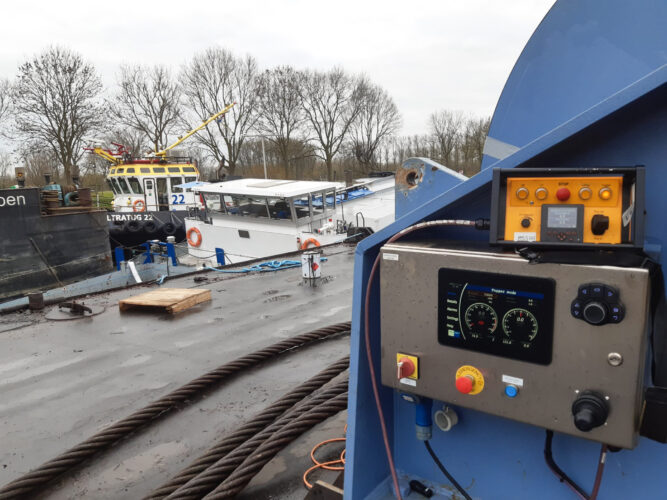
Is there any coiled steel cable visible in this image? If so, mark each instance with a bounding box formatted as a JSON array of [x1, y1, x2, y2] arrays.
[[146, 358, 349, 499], [164, 379, 349, 499], [0, 322, 351, 500], [203, 392, 349, 499]]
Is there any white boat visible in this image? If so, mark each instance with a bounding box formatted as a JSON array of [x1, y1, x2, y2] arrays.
[[184, 176, 395, 264]]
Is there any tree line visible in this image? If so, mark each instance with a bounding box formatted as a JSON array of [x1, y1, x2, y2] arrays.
[[0, 46, 489, 187]]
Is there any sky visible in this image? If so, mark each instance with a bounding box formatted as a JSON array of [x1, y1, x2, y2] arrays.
[[0, 0, 556, 137]]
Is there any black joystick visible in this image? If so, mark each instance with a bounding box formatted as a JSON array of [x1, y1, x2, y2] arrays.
[[572, 391, 609, 432]]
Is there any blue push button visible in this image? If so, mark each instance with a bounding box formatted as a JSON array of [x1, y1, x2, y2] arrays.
[[504, 385, 519, 398]]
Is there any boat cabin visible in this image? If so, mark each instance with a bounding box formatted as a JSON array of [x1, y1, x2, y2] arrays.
[[106, 161, 200, 213], [185, 177, 395, 264]]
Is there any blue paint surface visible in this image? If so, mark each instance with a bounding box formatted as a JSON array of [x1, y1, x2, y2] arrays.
[[346, 1, 667, 497]]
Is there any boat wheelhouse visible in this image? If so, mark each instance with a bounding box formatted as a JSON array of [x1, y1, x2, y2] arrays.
[[106, 159, 201, 213], [185, 177, 395, 264]]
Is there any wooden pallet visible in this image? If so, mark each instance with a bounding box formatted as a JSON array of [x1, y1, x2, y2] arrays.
[[119, 288, 211, 314]]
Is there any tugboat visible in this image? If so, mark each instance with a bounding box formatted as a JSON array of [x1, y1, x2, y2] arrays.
[[0, 170, 112, 302], [86, 103, 235, 249]]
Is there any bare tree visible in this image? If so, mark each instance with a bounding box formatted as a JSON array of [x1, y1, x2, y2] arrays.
[[299, 68, 361, 181], [12, 47, 102, 183], [350, 78, 401, 170], [429, 110, 463, 166], [459, 116, 491, 175], [110, 65, 182, 154], [180, 48, 259, 176], [0, 79, 10, 125], [256, 66, 306, 178]]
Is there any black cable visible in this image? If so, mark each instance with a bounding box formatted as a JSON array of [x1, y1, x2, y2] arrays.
[[423, 441, 472, 500], [544, 430, 589, 500]]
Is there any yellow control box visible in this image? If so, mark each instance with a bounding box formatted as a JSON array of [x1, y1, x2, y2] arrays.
[[490, 168, 643, 248]]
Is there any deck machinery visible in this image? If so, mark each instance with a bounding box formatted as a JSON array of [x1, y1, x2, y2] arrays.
[[346, 1, 667, 498]]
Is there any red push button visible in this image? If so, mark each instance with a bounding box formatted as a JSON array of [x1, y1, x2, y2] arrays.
[[456, 375, 474, 394], [556, 187, 571, 201], [397, 357, 415, 379]]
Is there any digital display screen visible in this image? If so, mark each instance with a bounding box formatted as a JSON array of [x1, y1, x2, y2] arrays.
[[438, 268, 555, 364], [547, 206, 578, 228]]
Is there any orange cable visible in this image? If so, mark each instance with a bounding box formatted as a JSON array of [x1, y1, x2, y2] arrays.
[[303, 431, 347, 489]]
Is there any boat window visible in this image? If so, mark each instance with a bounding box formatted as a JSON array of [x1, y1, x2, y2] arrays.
[[117, 168, 125, 173], [183, 176, 197, 192], [267, 197, 292, 220], [293, 195, 311, 219], [183, 167, 196, 172], [168, 167, 180, 173], [108, 178, 119, 194], [170, 177, 184, 193], [310, 191, 325, 217], [127, 177, 143, 194], [110, 168, 116, 175], [324, 189, 336, 209], [140, 167, 151, 174], [153, 167, 166, 173], [117, 177, 131, 194], [203, 192, 223, 212], [126, 167, 136, 173], [226, 195, 270, 218]]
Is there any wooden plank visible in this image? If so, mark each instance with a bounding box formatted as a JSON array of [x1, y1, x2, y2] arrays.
[[119, 288, 211, 313]]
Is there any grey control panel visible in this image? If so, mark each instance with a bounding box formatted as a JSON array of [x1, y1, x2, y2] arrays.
[[379, 242, 650, 449]]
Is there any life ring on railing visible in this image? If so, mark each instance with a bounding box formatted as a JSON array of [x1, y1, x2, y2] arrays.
[[133, 199, 146, 212], [301, 238, 321, 250], [187, 227, 202, 247]]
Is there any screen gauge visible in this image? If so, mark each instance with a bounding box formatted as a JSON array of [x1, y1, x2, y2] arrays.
[[464, 302, 498, 337], [503, 308, 538, 342]]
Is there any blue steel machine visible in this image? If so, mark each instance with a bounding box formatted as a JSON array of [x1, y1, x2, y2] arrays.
[[346, 1, 667, 498]]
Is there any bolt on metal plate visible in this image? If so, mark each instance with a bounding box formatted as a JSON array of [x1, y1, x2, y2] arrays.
[[608, 352, 623, 366]]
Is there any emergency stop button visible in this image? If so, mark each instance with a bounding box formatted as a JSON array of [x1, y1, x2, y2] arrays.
[[456, 375, 474, 394], [556, 187, 571, 201], [455, 365, 485, 395]]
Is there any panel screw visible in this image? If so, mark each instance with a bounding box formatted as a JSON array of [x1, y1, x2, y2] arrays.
[[608, 352, 623, 366]]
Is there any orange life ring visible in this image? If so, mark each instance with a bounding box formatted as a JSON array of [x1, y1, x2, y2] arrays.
[[133, 199, 146, 212], [301, 238, 321, 250], [187, 227, 202, 247]]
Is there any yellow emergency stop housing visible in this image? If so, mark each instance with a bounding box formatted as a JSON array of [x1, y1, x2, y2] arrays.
[[396, 353, 419, 380], [490, 167, 645, 249]]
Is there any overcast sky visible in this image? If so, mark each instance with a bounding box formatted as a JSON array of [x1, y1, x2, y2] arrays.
[[1, 0, 555, 137]]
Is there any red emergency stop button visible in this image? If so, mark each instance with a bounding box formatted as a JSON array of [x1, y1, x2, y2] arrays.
[[556, 187, 571, 201], [397, 357, 416, 380], [456, 375, 474, 394]]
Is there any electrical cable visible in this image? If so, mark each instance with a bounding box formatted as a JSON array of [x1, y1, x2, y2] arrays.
[[302, 427, 347, 490], [0, 322, 350, 500], [423, 441, 472, 500], [544, 430, 609, 500], [364, 219, 487, 500]]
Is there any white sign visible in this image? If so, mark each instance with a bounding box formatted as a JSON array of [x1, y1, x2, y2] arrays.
[[0, 194, 26, 208]]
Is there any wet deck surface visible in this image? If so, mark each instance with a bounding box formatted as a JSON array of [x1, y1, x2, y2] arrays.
[[0, 245, 354, 499]]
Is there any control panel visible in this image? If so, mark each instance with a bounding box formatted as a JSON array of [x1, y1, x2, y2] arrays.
[[490, 167, 644, 248], [380, 243, 650, 449]]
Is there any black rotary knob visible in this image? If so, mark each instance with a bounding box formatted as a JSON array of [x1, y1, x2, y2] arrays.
[[572, 391, 609, 432], [583, 301, 608, 325]]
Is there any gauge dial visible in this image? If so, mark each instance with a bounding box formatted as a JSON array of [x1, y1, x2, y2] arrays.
[[464, 302, 498, 337], [503, 308, 538, 342]]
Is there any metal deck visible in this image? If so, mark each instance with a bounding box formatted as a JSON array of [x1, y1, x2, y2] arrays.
[[0, 244, 355, 499]]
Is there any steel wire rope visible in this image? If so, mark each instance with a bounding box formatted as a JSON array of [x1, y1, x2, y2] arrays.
[[0, 322, 351, 499], [162, 379, 349, 500], [145, 358, 350, 499], [203, 392, 349, 499]]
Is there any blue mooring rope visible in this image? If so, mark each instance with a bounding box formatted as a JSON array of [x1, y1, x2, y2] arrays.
[[203, 257, 328, 274]]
